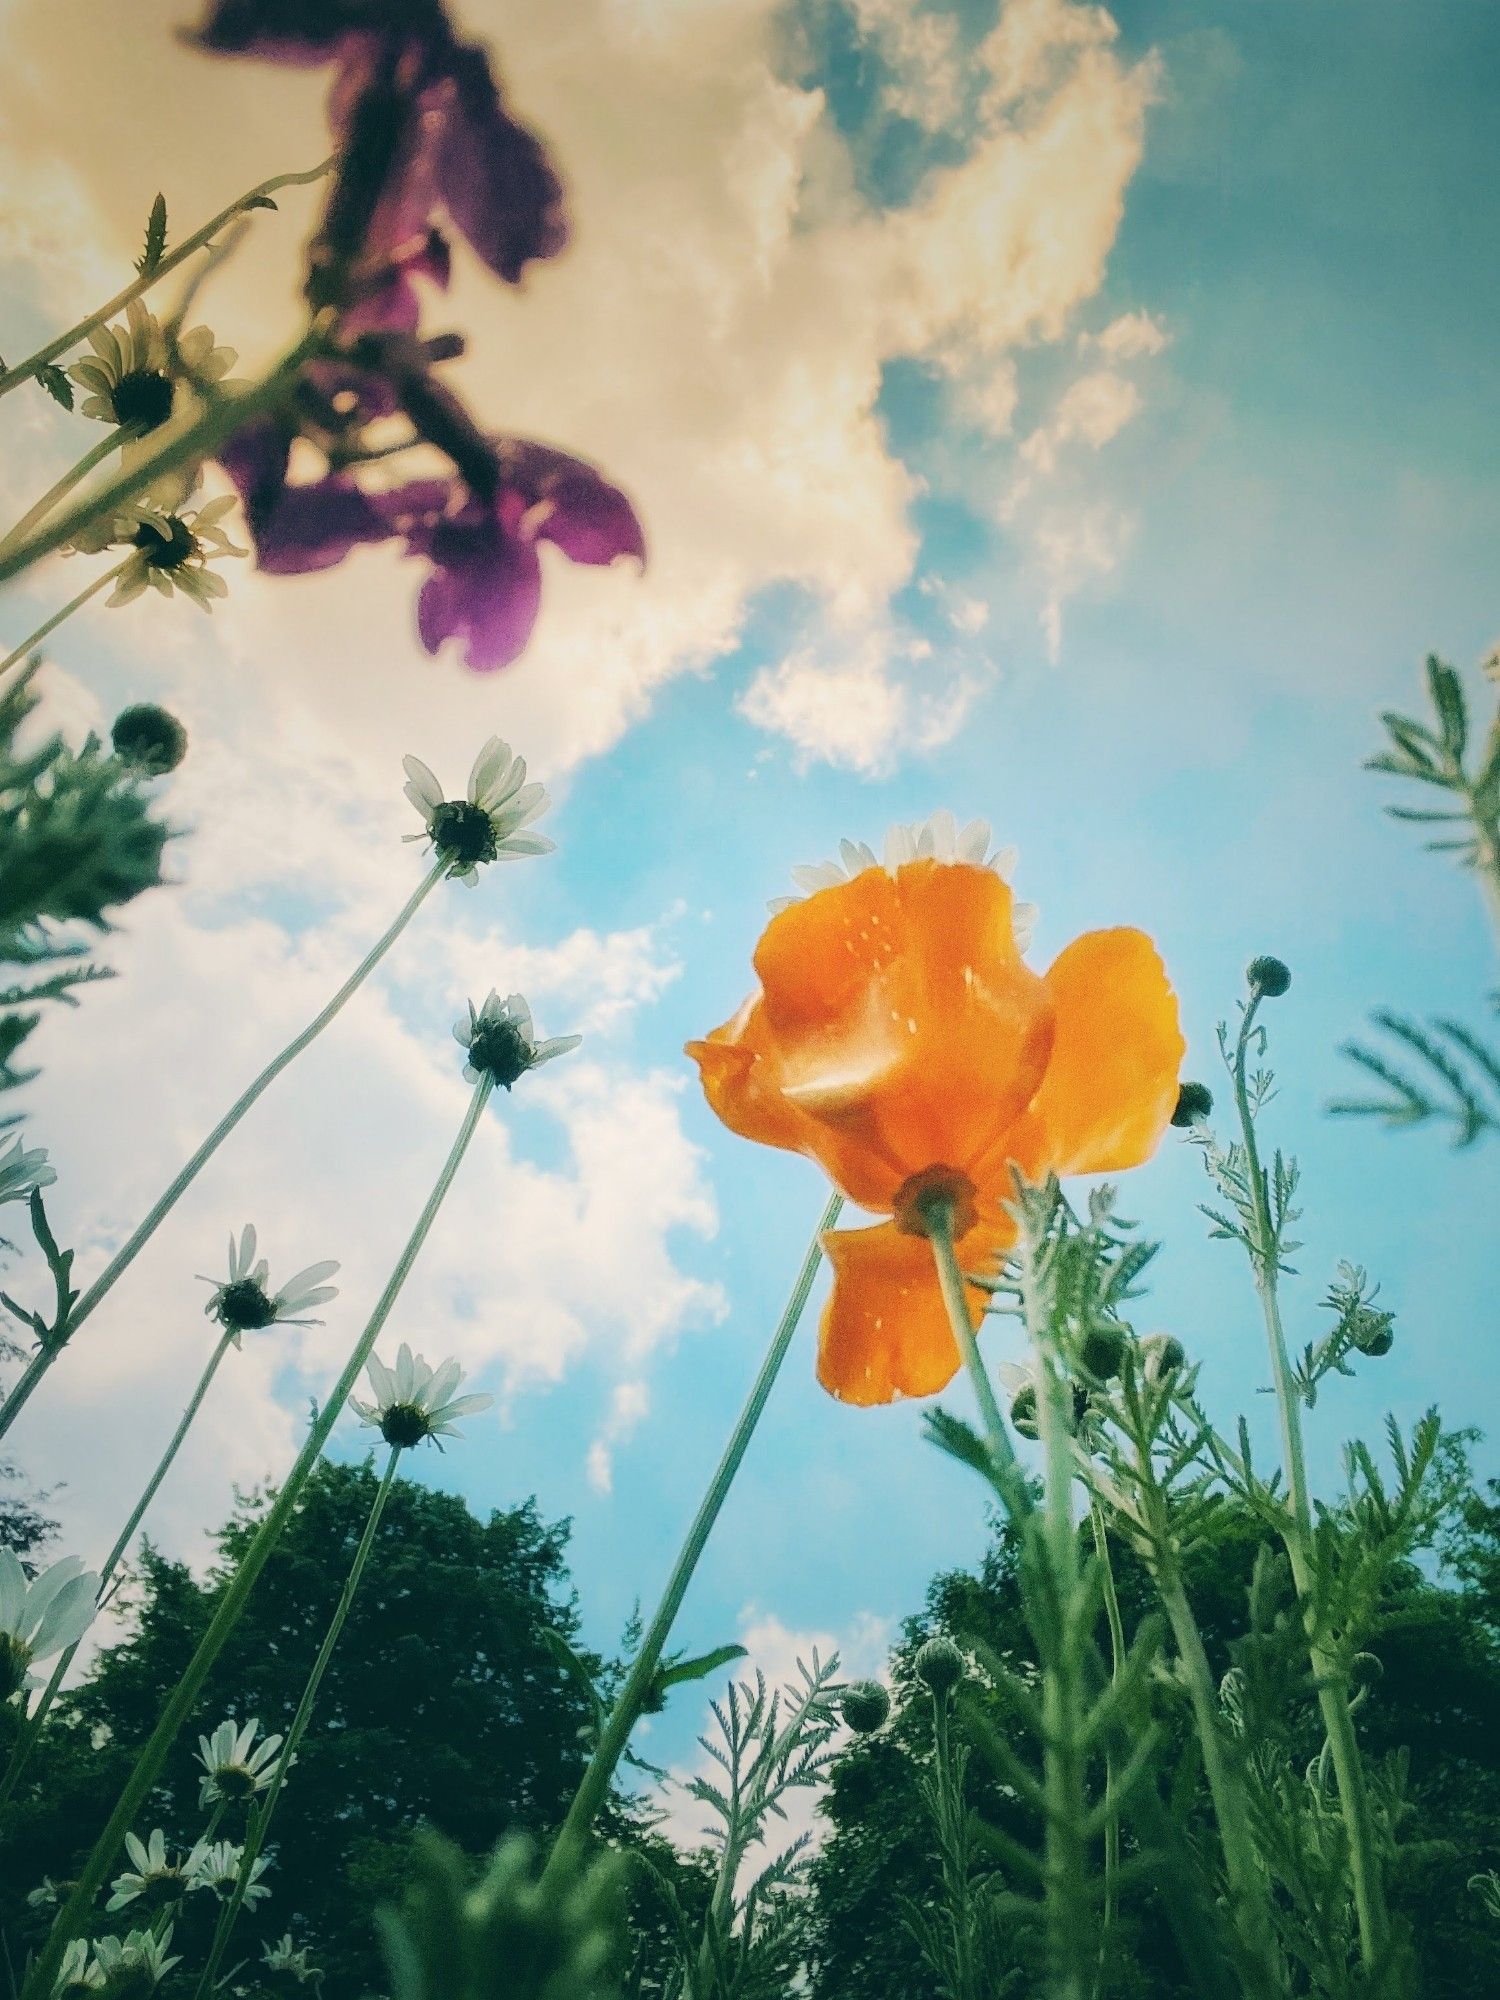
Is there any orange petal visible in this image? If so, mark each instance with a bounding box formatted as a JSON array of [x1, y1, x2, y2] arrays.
[[993, 927, 1185, 1181], [816, 1212, 1012, 1407]]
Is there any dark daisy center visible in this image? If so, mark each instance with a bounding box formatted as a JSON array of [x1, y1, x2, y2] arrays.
[[215, 1280, 278, 1333], [210, 1762, 259, 1800], [137, 1872, 186, 1913], [100, 1963, 157, 2000], [379, 1402, 431, 1449], [134, 517, 197, 571], [0, 1633, 30, 1702], [467, 1018, 533, 1090], [430, 799, 499, 868], [110, 368, 175, 432]]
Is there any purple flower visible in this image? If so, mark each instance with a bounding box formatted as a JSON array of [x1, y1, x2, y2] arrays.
[[186, 1, 567, 290]]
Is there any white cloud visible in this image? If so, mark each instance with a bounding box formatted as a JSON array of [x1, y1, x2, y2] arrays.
[[1032, 500, 1131, 660], [846, 0, 967, 133], [1083, 307, 1170, 360], [586, 1378, 650, 1495], [738, 625, 983, 774]]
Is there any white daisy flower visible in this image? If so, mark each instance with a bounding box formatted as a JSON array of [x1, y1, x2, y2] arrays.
[[189, 1839, 272, 1906], [106, 1829, 206, 1913], [352, 1344, 493, 1451], [86, 1927, 180, 1991], [453, 990, 581, 1090], [196, 1716, 285, 1808], [0, 1551, 99, 1700], [261, 1934, 320, 1984], [402, 737, 554, 884], [53, 1937, 103, 1996], [768, 809, 1038, 952], [66, 302, 236, 435], [27, 1876, 68, 1912], [71, 495, 246, 612], [0, 1134, 56, 1206], [197, 1226, 340, 1345]]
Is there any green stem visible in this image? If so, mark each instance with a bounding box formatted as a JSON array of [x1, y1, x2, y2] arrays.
[[1088, 1500, 1124, 1993], [18, 1074, 493, 2000], [0, 1331, 235, 1810], [0, 161, 334, 405], [931, 1690, 978, 2000], [193, 1443, 402, 2000], [0, 560, 132, 680], [1230, 1000, 1387, 1969], [0, 858, 445, 1447], [540, 1190, 843, 1886], [0, 328, 324, 588], [925, 1203, 1031, 1520], [0, 431, 130, 561]]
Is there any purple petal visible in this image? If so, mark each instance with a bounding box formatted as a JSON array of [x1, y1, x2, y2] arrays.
[[496, 441, 647, 568], [432, 40, 568, 283], [218, 417, 294, 537], [184, 2, 441, 62], [252, 478, 395, 573], [414, 516, 543, 671]]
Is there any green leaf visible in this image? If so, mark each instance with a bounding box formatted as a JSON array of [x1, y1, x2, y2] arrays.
[[134, 192, 168, 278], [1426, 654, 1468, 760], [654, 1641, 748, 1696], [240, 193, 278, 211], [36, 363, 73, 411]]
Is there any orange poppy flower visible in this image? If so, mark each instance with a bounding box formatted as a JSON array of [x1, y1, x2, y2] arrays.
[[687, 817, 1185, 1407]]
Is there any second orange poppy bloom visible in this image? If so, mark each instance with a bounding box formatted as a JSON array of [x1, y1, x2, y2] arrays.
[[688, 825, 1185, 1406]]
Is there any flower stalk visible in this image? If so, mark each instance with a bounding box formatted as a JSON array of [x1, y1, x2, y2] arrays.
[[1088, 1499, 1124, 1988], [193, 1442, 403, 1999], [18, 1072, 493, 2000], [0, 161, 333, 405], [0, 431, 131, 561], [540, 1191, 843, 1886], [0, 858, 445, 1446], [0, 560, 133, 680], [1229, 994, 1388, 1970]]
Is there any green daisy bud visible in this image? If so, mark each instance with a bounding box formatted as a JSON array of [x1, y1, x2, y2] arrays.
[[1246, 955, 1292, 998], [914, 1636, 965, 1696], [1139, 1332, 1186, 1383], [841, 1681, 891, 1734], [1350, 1310, 1395, 1357], [1171, 1081, 1213, 1127], [1079, 1322, 1127, 1380], [111, 703, 188, 776], [1350, 1651, 1384, 1690]]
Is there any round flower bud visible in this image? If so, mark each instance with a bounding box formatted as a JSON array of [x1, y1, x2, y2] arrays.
[[1139, 1332, 1186, 1383], [841, 1680, 892, 1735], [1079, 1322, 1127, 1381], [1350, 1310, 1395, 1358], [1170, 1081, 1213, 1128], [1350, 1651, 1384, 1690], [111, 703, 188, 776], [1246, 955, 1292, 999], [1009, 1380, 1039, 1440], [914, 1635, 965, 1695]]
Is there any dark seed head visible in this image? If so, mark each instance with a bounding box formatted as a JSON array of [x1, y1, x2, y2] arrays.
[[112, 703, 188, 776], [465, 1017, 534, 1090], [1079, 1322, 1127, 1381], [841, 1681, 891, 1734], [431, 799, 499, 870], [111, 369, 175, 433], [1246, 955, 1292, 999], [378, 1403, 431, 1449], [214, 1280, 278, 1334], [134, 516, 197, 571], [1171, 1081, 1214, 1128]]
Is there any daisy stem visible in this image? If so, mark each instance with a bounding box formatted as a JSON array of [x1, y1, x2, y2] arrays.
[[1088, 1498, 1124, 1994], [540, 1190, 843, 1886], [0, 327, 326, 589], [0, 857, 446, 1448], [1229, 996, 1388, 1970], [193, 1442, 402, 2000], [0, 1330, 236, 1811], [0, 431, 131, 563], [0, 160, 335, 405], [16, 1074, 493, 2000], [0, 559, 134, 681]]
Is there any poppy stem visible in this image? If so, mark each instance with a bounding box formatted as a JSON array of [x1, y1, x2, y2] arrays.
[[924, 1202, 1031, 1519], [0, 559, 134, 681], [1229, 997, 1389, 1971], [193, 1442, 403, 2000], [0, 160, 335, 405], [0, 1329, 237, 1810], [540, 1190, 843, 1886], [0, 858, 447, 1447], [17, 1073, 493, 2000]]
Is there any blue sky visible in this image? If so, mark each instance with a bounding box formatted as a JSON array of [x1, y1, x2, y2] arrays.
[[1, 0, 1496, 1797]]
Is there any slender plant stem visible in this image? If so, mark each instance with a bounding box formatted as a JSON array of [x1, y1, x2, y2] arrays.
[[0, 560, 132, 680], [18, 1074, 494, 2000], [0, 859, 445, 1447], [0, 328, 324, 588], [541, 1190, 843, 1886], [193, 1442, 402, 1999], [925, 1205, 1032, 1522], [931, 1690, 979, 2000], [0, 1331, 236, 1809], [0, 431, 130, 561], [0, 161, 334, 405], [1088, 1499, 1124, 1992], [1229, 998, 1388, 1969]]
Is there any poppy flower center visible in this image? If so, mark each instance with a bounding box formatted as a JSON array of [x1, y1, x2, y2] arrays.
[[214, 1280, 277, 1333], [378, 1402, 431, 1449], [134, 518, 197, 571], [111, 369, 175, 432], [431, 799, 499, 867]]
